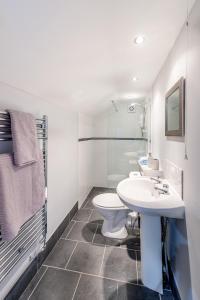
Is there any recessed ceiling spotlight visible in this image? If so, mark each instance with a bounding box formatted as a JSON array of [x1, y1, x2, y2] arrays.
[[132, 77, 138, 82], [134, 35, 145, 45]]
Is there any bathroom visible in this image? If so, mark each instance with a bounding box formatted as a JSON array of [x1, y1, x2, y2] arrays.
[[0, 0, 199, 299]]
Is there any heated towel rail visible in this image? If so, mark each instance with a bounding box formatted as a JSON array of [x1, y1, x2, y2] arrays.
[[0, 111, 48, 287]]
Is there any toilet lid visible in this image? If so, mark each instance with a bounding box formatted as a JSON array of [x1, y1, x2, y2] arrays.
[[93, 193, 126, 209]]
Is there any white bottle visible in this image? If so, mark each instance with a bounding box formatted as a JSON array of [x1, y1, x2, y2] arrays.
[[148, 153, 154, 168]]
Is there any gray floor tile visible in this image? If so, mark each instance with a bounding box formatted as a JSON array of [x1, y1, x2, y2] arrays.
[[67, 242, 105, 275], [73, 208, 92, 222], [20, 187, 146, 300], [117, 282, 160, 300], [73, 274, 118, 300], [120, 228, 140, 251], [61, 220, 75, 238], [93, 224, 139, 249], [30, 268, 80, 300], [44, 239, 77, 268], [93, 224, 122, 247], [120, 236, 140, 251], [19, 266, 47, 300], [84, 198, 95, 209], [89, 209, 104, 224], [83, 189, 98, 208], [67, 221, 98, 242], [101, 247, 137, 283]]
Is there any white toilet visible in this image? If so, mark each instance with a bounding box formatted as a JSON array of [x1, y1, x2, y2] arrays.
[[92, 193, 130, 239]]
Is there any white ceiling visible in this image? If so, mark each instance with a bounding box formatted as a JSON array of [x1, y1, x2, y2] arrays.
[[0, 0, 194, 115]]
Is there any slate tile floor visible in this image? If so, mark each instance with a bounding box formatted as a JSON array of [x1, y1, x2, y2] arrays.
[[20, 187, 174, 300]]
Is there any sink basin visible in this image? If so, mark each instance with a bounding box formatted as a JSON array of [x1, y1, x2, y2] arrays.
[[117, 177, 184, 219], [117, 177, 185, 294]]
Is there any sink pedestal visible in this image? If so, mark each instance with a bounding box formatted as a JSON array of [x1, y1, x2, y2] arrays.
[[117, 176, 185, 294], [140, 214, 163, 294]]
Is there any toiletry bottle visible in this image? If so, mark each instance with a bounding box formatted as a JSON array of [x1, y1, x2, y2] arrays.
[[152, 159, 159, 170], [148, 153, 154, 168]]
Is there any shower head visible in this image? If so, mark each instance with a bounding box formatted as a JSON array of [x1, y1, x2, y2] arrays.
[[128, 102, 145, 113], [130, 102, 144, 108]]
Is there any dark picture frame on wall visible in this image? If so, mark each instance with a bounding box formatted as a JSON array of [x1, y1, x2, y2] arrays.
[[165, 77, 185, 136]]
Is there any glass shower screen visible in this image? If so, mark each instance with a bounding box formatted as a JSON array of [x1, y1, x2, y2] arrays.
[[106, 100, 149, 188]]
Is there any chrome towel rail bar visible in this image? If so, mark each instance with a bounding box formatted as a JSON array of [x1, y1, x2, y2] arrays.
[[0, 111, 48, 288]]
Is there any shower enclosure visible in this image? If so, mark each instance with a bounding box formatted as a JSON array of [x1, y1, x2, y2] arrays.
[[93, 99, 150, 188]]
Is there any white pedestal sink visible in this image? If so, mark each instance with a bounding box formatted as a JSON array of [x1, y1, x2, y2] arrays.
[[117, 177, 185, 294]]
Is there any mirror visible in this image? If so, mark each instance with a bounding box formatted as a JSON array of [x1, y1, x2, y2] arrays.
[[165, 77, 185, 136]]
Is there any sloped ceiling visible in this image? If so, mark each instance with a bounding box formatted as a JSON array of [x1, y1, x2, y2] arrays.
[[0, 0, 195, 114]]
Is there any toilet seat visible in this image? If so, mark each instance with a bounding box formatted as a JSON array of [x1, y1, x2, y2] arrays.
[[93, 193, 129, 239], [93, 193, 127, 209]]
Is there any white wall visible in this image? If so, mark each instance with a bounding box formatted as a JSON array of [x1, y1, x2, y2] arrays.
[[151, 2, 200, 299], [0, 82, 78, 241], [184, 2, 200, 299], [78, 113, 94, 207]]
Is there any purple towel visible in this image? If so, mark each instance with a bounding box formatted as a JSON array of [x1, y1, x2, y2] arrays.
[[8, 109, 40, 166], [0, 153, 45, 241]]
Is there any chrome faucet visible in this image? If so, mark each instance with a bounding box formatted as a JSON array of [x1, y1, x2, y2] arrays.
[[154, 184, 169, 194], [150, 177, 162, 184]]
